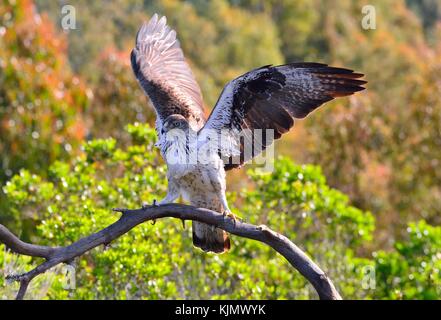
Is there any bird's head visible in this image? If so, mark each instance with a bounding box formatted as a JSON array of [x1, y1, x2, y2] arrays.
[[162, 114, 189, 134]]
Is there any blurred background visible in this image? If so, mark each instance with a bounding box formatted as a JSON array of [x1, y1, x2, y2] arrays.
[[0, 0, 441, 299]]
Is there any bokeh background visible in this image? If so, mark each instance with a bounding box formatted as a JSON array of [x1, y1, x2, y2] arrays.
[[1, 0, 441, 299]]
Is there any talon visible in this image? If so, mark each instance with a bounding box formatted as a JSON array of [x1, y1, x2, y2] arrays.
[[152, 199, 158, 207], [224, 210, 241, 227], [181, 219, 186, 229], [151, 219, 156, 225]]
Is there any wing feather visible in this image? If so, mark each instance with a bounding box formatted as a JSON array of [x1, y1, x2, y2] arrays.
[[131, 14, 206, 131], [200, 63, 366, 170]]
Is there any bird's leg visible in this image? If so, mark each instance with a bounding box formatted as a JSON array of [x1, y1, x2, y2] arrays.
[[149, 194, 178, 225], [220, 192, 241, 226], [157, 191, 179, 205], [143, 179, 180, 225], [143, 176, 181, 209]]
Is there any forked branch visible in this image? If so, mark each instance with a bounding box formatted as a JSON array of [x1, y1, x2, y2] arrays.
[[0, 203, 342, 300]]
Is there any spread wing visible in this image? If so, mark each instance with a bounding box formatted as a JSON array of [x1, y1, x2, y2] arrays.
[[199, 63, 366, 170], [131, 14, 206, 132]]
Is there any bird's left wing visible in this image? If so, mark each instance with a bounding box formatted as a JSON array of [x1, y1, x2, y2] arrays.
[[199, 63, 366, 170], [131, 14, 206, 131]]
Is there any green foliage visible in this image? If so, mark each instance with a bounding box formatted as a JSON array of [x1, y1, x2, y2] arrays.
[[242, 158, 375, 298], [0, 124, 365, 299], [374, 221, 441, 299], [245, 159, 374, 246], [1, 125, 440, 299]]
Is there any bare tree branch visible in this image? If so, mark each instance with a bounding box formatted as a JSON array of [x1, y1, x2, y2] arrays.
[[0, 203, 342, 300]]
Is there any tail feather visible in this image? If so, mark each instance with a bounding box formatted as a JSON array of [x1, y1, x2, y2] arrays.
[[192, 221, 230, 254]]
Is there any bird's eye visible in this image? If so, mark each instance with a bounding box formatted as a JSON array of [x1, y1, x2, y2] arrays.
[[174, 122, 179, 127]]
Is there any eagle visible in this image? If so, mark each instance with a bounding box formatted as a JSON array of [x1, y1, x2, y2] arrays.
[[130, 14, 366, 254]]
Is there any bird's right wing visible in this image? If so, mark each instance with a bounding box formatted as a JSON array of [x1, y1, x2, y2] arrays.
[[131, 14, 206, 131]]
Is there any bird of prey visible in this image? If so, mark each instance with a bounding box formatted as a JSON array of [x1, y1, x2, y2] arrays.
[[131, 14, 366, 254]]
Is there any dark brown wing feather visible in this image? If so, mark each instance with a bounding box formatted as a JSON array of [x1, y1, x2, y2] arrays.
[[201, 63, 366, 170]]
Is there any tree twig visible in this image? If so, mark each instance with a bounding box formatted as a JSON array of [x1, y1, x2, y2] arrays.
[[0, 203, 342, 300]]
